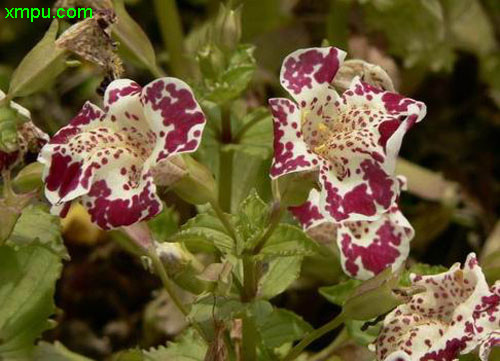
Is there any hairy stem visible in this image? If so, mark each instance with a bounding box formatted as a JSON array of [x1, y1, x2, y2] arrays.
[[283, 312, 346, 361], [153, 0, 188, 78]]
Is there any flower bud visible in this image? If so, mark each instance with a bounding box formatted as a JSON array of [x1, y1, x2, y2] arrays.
[[172, 155, 217, 205], [197, 44, 226, 79], [212, 4, 242, 54], [342, 267, 424, 321]]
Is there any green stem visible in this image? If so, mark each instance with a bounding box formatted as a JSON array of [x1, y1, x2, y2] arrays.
[[211, 200, 238, 241], [219, 104, 233, 212], [242, 314, 258, 361], [153, 0, 188, 78], [241, 255, 258, 302], [253, 202, 284, 254], [307, 327, 349, 361], [282, 312, 346, 361], [148, 247, 209, 343]]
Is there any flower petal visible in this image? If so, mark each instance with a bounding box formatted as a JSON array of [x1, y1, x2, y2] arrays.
[[318, 158, 400, 222], [337, 204, 413, 280], [141, 77, 206, 162], [375, 253, 498, 361], [269, 98, 320, 179], [289, 189, 326, 229], [79, 148, 162, 229], [280, 47, 346, 106], [479, 330, 500, 361], [340, 78, 426, 174]]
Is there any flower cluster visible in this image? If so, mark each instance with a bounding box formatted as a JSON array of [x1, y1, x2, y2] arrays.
[[38, 78, 206, 229], [269, 47, 426, 280], [374, 253, 500, 361]]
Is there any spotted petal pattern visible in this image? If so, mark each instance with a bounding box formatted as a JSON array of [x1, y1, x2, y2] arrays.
[[39, 78, 206, 229], [290, 188, 413, 280], [375, 254, 500, 361], [271, 47, 426, 223]]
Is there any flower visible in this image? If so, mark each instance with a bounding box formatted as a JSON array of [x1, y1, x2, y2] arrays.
[[0, 90, 48, 172], [374, 253, 500, 361], [39, 78, 206, 229], [290, 187, 413, 280], [270, 46, 426, 223]]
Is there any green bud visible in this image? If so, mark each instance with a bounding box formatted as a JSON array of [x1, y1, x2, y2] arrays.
[[278, 171, 318, 207], [172, 155, 217, 205], [13, 162, 44, 193], [212, 4, 242, 53], [342, 268, 424, 321]]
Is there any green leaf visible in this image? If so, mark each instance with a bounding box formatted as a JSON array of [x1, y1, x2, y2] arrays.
[[0, 244, 62, 360], [229, 107, 273, 159], [6, 204, 68, 260], [171, 213, 234, 255], [319, 279, 362, 307], [259, 256, 302, 299], [113, 0, 159, 74], [147, 204, 179, 242], [9, 20, 67, 97], [204, 44, 257, 104], [235, 189, 268, 245], [258, 224, 320, 259], [259, 309, 312, 349], [34, 342, 93, 361], [143, 328, 207, 361]]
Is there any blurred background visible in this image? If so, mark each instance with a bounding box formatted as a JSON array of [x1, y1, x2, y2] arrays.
[[1, 0, 499, 359]]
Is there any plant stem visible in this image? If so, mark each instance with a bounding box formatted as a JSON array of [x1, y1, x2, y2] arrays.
[[148, 247, 209, 343], [253, 202, 284, 254], [153, 0, 188, 78], [308, 327, 349, 361], [233, 112, 268, 144], [211, 200, 238, 241], [242, 314, 258, 361], [219, 104, 233, 212], [241, 255, 258, 302], [282, 312, 346, 361]]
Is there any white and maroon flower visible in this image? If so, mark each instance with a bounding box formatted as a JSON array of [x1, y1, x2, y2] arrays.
[[270, 46, 426, 223], [290, 188, 413, 280], [38, 78, 206, 229], [0, 90, 48, 172], [374, 253, 500, 361]]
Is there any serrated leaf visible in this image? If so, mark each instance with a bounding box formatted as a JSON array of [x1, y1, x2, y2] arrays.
[[259, 256, 302, 299], [9, 20, 67, 97], [319, 279, 362, 307], [113, 0, 159, 73], [259, 309, 312, 349], [0, 244, 62, 360], [204, 44, 256, 104], [6, 204, 68, 260], [171, 213, 234, 255], [235, 189, 268, 245], [147, 204, 179, 242], [258, 224, 320, 259], [34, 341, 93, 361], [143, 328, 207, 361]]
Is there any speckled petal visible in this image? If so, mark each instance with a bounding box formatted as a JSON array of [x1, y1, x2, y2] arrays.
[[280, 47, 346, 106], [375, 253, 498, 361], [141, 77, 206, 163], [317, 158, 400, 222], [339, 78, 426, 174], [479, 330, 500, 361], [337, 204, 413, 280], [269, 98, 320, 179], [289, 189, 326, 229], [79, 148, 162, 230]]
